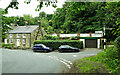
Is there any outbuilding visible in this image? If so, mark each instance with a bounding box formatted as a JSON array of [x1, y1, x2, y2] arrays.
[[52, 33, 103, 48]]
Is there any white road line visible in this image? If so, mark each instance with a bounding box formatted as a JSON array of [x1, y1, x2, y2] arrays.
[[59, 58, 73, 65], [73, 55, 77, 57], [49, 55, 72, 69], [59, 60, 71, 69]]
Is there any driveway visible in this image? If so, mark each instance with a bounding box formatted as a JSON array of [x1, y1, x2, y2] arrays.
[[1, 48, 103, 73]]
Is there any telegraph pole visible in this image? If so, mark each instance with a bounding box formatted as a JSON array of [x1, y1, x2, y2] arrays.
[[103, 25, 106, 49]]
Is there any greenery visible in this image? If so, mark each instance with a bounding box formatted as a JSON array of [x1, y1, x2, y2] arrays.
[[34, 40, 83, 50], [2, 2, 120, 42], [70, 36, 79, 40], [70, 36, 120, 73], [51, 2, 120, 41], [41, 35, 59, 40], [2, 43, 14, 49], [68, 59, 109, 73]]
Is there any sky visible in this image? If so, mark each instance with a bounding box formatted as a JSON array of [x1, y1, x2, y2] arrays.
[[0, 0, 65, 17]]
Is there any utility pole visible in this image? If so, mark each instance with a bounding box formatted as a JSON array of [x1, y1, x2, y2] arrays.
[[103, 25, 113, 49], [104, 25, 106, 49]]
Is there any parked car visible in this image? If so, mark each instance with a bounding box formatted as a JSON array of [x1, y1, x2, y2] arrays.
[[58, 45, 80, 52], [32, 44, 52, 52]]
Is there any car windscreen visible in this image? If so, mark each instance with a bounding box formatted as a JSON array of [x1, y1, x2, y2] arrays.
[[60, 45, 70, 48], [41, 44, 47, 48]]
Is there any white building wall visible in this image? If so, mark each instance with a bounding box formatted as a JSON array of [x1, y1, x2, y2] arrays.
[[4, 39, 7, 44], [97, 39, 100, 48], [80, 34, 89, 37], [60, 34, 77, 37], [80, 39, 85, 48], [92, 34, 103, 37]]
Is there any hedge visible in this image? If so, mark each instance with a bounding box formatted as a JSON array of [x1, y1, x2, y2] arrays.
[[2, 43, 14, 49], [114, 36, 120, 49], [41, 35, 59, 40], [34, 40, 83, 50]]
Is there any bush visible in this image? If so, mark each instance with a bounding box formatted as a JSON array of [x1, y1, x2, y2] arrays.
[[114, 36, 120, 49], [2, 43, 14, 49], [34, 40, 83, 50], [68, 59, 109, 73], [41, 35, 59, 40], [70, 36, 80, 40], [82, 47, 120, 73]]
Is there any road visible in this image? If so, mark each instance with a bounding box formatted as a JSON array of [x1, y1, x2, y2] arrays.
[[1, 48, 102, 73]]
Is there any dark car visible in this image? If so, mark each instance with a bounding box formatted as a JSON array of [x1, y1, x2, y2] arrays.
[[32, 44, 52, 52], [58, 45, 80, 52]]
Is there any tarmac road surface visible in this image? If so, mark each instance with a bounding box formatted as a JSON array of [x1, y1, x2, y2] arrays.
[[1, 48, 102, 73]]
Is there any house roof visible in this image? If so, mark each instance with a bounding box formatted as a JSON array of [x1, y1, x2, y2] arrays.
[[8, 25, 39, 33]]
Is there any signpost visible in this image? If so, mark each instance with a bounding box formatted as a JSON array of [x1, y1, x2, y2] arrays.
[[104, 26, 106, 49], [103, 26, 113, 49]]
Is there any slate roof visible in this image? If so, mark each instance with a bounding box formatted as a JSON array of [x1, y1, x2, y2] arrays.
[[8, 25, 39, 33]]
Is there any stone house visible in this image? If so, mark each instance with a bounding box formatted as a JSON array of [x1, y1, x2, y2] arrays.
[[4, 25, 46, 48]]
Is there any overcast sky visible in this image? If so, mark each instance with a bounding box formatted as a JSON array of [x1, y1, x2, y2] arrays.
[[0, 0, 65, 17]]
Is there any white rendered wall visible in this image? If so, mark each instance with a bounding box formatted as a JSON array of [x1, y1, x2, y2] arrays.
[[80, 39, 85, 48], [4, 39, 7, 44], [97, 39, 100, 48]]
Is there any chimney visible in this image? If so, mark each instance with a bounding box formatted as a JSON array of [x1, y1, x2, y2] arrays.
[[38, 20, 41, 28], [25, 21, 28, 26], [89, 33, 92, 37], [38, 20, 43, 36]]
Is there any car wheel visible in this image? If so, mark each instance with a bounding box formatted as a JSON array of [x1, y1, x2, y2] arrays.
[[33, 50, 36, 52], [59, 50, 62, 53], [44, 50, 47, 53]]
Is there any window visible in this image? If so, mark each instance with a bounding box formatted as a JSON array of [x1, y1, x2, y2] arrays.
[[23, 39, 26, 44], [10, 34, 12, 38], [17, 34, 20, 37], [10, 39, 12, 44], [23, 34, 26, 38]]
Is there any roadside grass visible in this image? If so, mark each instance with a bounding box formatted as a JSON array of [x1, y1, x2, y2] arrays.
[[68, 58, 109, 73], [68, 47, 120, 74]]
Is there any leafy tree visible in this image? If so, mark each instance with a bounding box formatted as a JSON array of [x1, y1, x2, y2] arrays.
[[5, 0, 57, 12]]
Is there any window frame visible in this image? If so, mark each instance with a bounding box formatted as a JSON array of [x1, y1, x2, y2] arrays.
[[23, 33, 26, 38], [23, 39, 26, 44], [10, 39, 12, 44], [17, 34, 20, 38], [10, 34, 12, 38]]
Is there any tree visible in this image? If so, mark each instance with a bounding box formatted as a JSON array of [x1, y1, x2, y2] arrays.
[[5, 0, 57, 12]]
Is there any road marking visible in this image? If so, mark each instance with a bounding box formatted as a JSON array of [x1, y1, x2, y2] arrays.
[[49, 55, 72, 69], [59, 60, 71, 69], [73, 55, 77, 57], [59, 58, 73, 65]]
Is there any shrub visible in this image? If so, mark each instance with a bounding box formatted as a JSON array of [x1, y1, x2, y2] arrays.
[[41, 35, 59, 40], [34, 40, 83, 50], [114, 36, 120, 49], [2, 43, 14, 49], [68, 59, 109, 73], [82, 47, 120, 73], [70, 36, 80, 40]]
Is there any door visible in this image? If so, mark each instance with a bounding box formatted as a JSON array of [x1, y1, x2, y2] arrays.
[[85, 39, 97, 48], [17, 39, 20, 46]]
